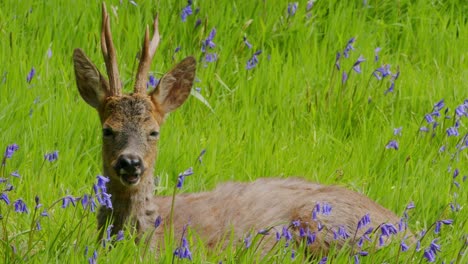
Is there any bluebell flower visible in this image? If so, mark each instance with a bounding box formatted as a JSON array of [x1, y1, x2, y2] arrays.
[[174, 237, 192, 260], [400, 240, 409, 252], [88, 250, 98, 264], [62, 195, 77, 208], [446, 127, 459, 136], [201, 28, 216, 52], [44, 151, 59, 162], [335, 52, 341, 70], [10, 171, 20, 177], [47, 47, 52, 58], [424, 249, 436, 262], [27, 67, 36, 83], [244, 234, 252, 248], [306, 230, 316, 245], [246, 50, 262, 70], [352, 55, 365, 73], [357, 213, 371, 230], [275, 231, 281, 241], [337, 225, 350, 239], [197, 149, 206, 164], [243, 36, 252, 49], [291, 249, 296, 260], [287, 2, 298, 16], [41, 209, 48, 217], [433, 99, 445, 112], [306, 1, 314, 11], [342, 71, 348, 84], [96, 175, 110, 192], [318, 257, 328, 264], [385, 82, 395, 94], [393, 127, 402, 136], [299, 227, 306, 237], [354, 254, 360, 264], [181, 1, 193, 22], [321, 203, 332, 215], [0, 193, 10, 205], [106, 224, 113, 241], [205, 53, 218, 63], [381, 223, 398, 236], [3, 144, 19, 165], [282, 226, 293, 242], [154, 215, 162, 228], [343, 37, 355, 58], [194, 18, 201, 28], [116, 230, 124, 241], [147, 75, 159, 89], [373, 64, 391, 80], [176, 167, 194, 189], [453, 169, 459, 178], [14, 199, 28, 213], [385, 140, 399, 150], [292, 219, 301, 227], [374, 47, 381, 62]]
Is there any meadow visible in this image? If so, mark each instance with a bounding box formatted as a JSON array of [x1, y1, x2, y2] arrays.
[[0, 0, 467, 263]]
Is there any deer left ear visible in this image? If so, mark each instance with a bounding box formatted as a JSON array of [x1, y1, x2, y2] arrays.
[[150, 56, 196, 115]]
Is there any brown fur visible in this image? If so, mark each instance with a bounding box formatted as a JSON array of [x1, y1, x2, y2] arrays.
[[72, 13, 409, 257]]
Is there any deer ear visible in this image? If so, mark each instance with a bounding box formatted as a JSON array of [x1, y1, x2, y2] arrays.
[[73, 48, 110, 109], [150, 56, 196, 115]]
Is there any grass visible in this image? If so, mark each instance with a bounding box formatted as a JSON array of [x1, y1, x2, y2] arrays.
[[0, 0, 467, 263]]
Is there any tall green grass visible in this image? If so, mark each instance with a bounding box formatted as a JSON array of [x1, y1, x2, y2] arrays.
[[0, 0, 466, 263]]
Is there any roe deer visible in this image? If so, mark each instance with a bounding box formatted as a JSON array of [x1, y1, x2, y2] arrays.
[[72, 3, 409, 257]]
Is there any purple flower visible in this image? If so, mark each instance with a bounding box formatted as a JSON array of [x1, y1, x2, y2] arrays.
[[197, 149, 206, 164], [306, 230, 316, 245], [10, 171, 20, 177], [243, 36, 252, 49], [246, 50, 262, 70], [291, 249, 296, 260], [282, 226, 293, 241], [14, 199, 28, 213], [446, 127, 459, 137], [194, 18, 201, 28], [201, 28, 216, 52], [424, 249, 436, 262], [353, 55, 365, 73], [380, 223, 398, 237], [36, 220, 42, 231], [374, 47, 381, 62], [88, 250, 98, 264], [44, 151, 59, 162], [385, 140, 399, 150], [106, 225, 114, 241], [287, 2, 299, 16], [0, 193, 10, 205], [47, 47, 52, 58], [41, 209, 48, 217], [306, 1, 314, 11], [96, 175, 110, 192], [385, 82, 395, 94], [147, 75, 159, 89], [181, 1, 193, 22], [433, 99, 445, 112], [342, 71, 348, 84], [373, 64, 391, 80], [27, 67, 36, 83], [62, 195, 77, 208], [174, 237, 192, 260], [116, 230, 124, 241], [453, 169, 459, 178], [357, 213, 371, 230], [205, 53, 218, 63], [393, 127, 402, 136], [4, 144, 19, 159], [176, 167, 194, 189], [292, 219, 301, 227], [319, 257, 328, 264], [400, 240, 409, 252], [321, 203, 332, 215], [244, 234, 252, 248], [343, 37, 355, 58], [154, 215, 162, 228], [335, 52, 341, 70], [338, 225, 350, 239]]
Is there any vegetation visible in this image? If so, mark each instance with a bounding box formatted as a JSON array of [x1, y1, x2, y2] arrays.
[[0, 0, 466, 263]]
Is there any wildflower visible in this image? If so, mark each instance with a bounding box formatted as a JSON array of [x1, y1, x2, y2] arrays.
[[319, 257, 328, 264], [35, 195, 42, 209], [181, 1, 193, 22], [287, 2, 298, 16], [420, 126, 429, 132], [357, 213, 371, 230], [4, 144, 19, 160], [354, 254, 360, 264], [62, 195, 77, 208], [41, 209, 48, 217], [197, 149, 206, 164], [385, 140, 399, 150], [194, 18, 201, 28], [306, 1, 314, 11], [343, 37, 355, 58], [393, 127, 403, 136], [335, 52, 341, 70], [435, 219, 453, 234], [282, 226, 293, 242], [380, 223, 398, 237], [243, 36, 252, 49], [374, 47, 381, 62], [244, 234, 252, 248], [27, 67, 36, 83], [106, 225, 113, 241], [44, 151, 59, 162], [292, 220, 301, 227], [400, 240, 409, 252], [299, 227, 306, 237], [306, 230, 316, 245], [147, 75, 159, 89], [337, 225, 350, 239], [81, 194, 97, 212], [0, 193, 10, 205], [174, 237, 192, 260], [433, 99, 445, 112], [373, 64, 391, 80], [424, 249, 436, 262], [276, 231, 281, 241], [352, 55, 365, 73], [14, 199, 28, 213], [176, 167, 194, 189], [446, 127, 459, 137], [116, 230, 124, 241], [10, 171, 20, 177], [96, 175, 110, 192], [154, 215, 162, 228], [455, 104, 467, 117], [385, 82, 395, 94], [205, 53, 218, 63], [88, 250, 98, 264], [291, 249, 296, 259], [47, 47, 52, 58], [201, 28, 216, 52], [246, 50, 262, 70], [321, 203, 332, 215], [342, 71, 348, 84]]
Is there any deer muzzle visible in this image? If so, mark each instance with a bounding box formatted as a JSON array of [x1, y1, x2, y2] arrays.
[[113, 153, 145, 185]]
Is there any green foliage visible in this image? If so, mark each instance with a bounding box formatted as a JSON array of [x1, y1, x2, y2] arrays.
[[0, 0, 467, 263]]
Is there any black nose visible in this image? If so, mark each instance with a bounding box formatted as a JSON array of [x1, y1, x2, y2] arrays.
[[115, 154, 144, 175]]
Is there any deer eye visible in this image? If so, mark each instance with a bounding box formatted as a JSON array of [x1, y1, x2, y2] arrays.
[[149, 131, 159, 138], [103, 128, 114, 137]]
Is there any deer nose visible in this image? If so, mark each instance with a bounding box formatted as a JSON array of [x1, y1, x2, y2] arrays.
[[115, 154, 144, 175]]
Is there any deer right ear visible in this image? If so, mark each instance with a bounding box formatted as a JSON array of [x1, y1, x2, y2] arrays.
[[73, 48, 110, 109]]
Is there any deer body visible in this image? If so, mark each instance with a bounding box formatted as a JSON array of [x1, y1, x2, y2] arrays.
[[73, 4, 406, 256]]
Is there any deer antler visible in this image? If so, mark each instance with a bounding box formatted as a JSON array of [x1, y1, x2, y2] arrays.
[[134, 14, 160, 94], [101, 3, 121, 96]]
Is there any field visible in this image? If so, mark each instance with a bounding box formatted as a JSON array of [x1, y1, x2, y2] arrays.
[[1, 0, 467, 263]]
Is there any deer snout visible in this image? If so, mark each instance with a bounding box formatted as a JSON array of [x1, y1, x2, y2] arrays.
[[114, 154, 145, 185]]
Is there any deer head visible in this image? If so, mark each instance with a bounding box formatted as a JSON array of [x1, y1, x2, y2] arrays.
[[72, 3, 196, 187]]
